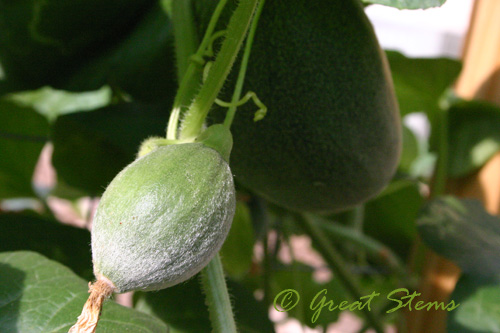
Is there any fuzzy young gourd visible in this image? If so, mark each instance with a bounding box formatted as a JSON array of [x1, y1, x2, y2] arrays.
[[70, 126, 235, 332], [92, 143, 235, 293]]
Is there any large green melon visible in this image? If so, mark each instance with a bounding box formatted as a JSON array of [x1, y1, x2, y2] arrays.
[[197, 0, 402, 213]]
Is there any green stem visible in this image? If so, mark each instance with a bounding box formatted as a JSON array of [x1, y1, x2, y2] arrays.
[[408, 108, 450, 275], [201, 254, 237, 333], [432, 108, 449, 197], [260, 200, 272, 306], [166, 0, 230, 139], [171, 0, 198, 80], [223, 0, 265, 128], [345, 205, 366, 263], [179, 0, 258, 140], [297, 214, 385, 333], [310, 214, 409, 283], [282, 216, 309, 325], [168, 2, 240, 330]]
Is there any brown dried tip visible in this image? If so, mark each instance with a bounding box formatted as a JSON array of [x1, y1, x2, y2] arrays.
[[68, 278, 115, 333]]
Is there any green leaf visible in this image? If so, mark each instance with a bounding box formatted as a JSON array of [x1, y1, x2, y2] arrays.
[[447, 100, 500, 177], [0, 212, 92, 279], [363, 0, 446, 9], [386, 51, 461, 117], [134, 277, 210, 333], [0, 0, 140, 79], [0, 251, 168, 332], [220, 201, 255, 279], [51, 102, 168, 195], [0, 0, 151, 89], [5, 86, 112, 122], [363, 180, 422, 258], [399, 125, 420, 173], [226, 279, 275, 333], [448, 275, 500, 333], [0, 99, 49, 198], [418, 197, 500, 281], [0, 1, 177, 103], [134, 276, 274, 333], [63, 2, 178, 103], [270, 263, 345, 328], [247, 196, 271, 241], [48, 179, 89, 200]]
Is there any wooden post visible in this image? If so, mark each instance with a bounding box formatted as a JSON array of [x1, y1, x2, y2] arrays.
[[456, 0, 500, 105], [408, 1, 500, 332]]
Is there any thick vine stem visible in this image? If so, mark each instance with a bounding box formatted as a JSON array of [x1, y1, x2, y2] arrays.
[[171, 0, 198, 80], [166, 0, 230, 140], [200, 254, 237, 333], [297, 214, 386, 333], [68, 278, 115, 333], [179, 0, 259, 140]]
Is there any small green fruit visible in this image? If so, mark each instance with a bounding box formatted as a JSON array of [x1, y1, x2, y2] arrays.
[[91, 142, 235, 293]]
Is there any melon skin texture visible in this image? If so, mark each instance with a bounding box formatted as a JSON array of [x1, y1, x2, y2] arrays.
[[91, 143, 235, 293], [197, 0, 402, 213]]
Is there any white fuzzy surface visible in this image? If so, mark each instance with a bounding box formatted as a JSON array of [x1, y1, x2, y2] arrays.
[[91, 143, 235, 293]]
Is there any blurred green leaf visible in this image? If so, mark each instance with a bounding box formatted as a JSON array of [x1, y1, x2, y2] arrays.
[[376, 178, 418, 197], [247, 196, 271, 241], [51, 102, 168, 195], [270, 263, 345, 328], [0, 0, 153, 89], [49, 179, 89, 200], [418, 197, 500, 281], [409, 151, 438, 179], [63, 2, 178, 103], [220, 201, 255, 279], [447, 100, 500, 177], [6, 86, 112, 121], [363, 0, 446, 9], [399, 125, 420, 173], [0, 1, 177, 103], [0, 251, 168, 332], [311, 214, 407, 278], [448, 275, 500, 333], [134, 277, 209, 333], [0, 99, 48, 198], [0, 212, 92, 279], [134, 276, 274, 333], [363, 180, 422, 258], [386, 51, 461, 117]]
